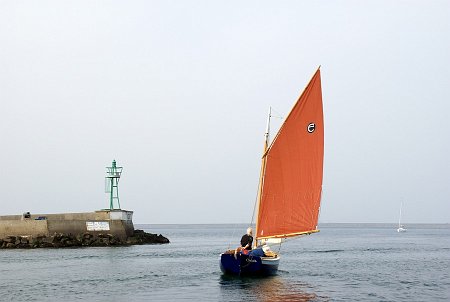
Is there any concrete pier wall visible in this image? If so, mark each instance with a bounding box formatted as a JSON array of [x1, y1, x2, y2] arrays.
[[0, 210, 134, 240], [0, 220, 49, 237], [0, 212, 109, 221]]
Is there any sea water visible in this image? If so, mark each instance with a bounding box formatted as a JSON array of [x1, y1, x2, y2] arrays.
[[0, 224, 449, 301]]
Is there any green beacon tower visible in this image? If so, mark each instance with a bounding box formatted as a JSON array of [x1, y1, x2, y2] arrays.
[[105, 160, 123, 210]]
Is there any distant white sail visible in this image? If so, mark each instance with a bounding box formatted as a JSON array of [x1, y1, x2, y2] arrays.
[[397, 201, 407, 232]]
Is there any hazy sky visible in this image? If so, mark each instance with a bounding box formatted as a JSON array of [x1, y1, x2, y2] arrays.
[[1, 1, 449, 224]]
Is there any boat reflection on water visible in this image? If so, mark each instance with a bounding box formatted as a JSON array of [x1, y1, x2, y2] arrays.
[[219, 274, 327, 302]]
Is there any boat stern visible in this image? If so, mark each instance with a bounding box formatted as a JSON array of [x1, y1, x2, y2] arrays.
[[220, 252, 279, 276], [220, 253, 241, 275]]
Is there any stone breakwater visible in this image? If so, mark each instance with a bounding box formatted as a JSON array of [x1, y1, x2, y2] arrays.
[[0, 229, 169, 249]]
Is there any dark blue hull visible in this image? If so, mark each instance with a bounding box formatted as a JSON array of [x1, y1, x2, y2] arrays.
[[220, 253, 280, 276]]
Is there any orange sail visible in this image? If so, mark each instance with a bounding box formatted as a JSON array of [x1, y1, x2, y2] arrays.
[[256, 68, 324, 240]]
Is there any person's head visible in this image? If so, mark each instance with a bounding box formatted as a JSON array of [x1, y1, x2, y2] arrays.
[[246, 227, 253, 236]]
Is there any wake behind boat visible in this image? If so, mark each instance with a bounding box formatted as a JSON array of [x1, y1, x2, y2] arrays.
[[220, 68, 324, 276]]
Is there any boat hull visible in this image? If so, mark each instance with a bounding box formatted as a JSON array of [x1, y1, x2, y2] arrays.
[[220, 253, 279, 276]]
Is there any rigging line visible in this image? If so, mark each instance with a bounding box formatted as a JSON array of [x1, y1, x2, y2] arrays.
[[227, 222, 239, 250], [317, 187, 324, 229], [250, 180, 260, 226], [269, 107, 284, 119], [277, 240, 282, 254]]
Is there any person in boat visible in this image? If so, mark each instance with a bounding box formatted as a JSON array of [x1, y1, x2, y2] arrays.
[[235, 227, 253, 257]]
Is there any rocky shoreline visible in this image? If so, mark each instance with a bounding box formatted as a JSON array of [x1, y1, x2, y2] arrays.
[[0, 229, 169, 249]]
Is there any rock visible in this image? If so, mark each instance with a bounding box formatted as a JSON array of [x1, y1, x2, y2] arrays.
[[0, 230, 169, 249], [127, 229, 170, 245], [126, 236, 139, 245], [40, 242, 54, 248], [4, 236, 17, 244], [42, 236, 54, 244]]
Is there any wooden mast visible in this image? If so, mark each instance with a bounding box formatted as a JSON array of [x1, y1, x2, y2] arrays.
[[253, 107, 271, 248]]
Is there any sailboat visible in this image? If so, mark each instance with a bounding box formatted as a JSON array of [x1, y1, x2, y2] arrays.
[[220, 67, 324, 276], [397, 202, 407, 232]]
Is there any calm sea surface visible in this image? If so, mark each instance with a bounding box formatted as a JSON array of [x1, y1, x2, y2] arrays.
[[1, 223, 449, 301]]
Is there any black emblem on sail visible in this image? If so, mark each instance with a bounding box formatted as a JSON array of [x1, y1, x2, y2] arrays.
[[307, 123, 316, 133]]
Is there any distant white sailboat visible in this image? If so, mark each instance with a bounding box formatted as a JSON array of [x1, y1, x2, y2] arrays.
[[397, 201, 407, 232]]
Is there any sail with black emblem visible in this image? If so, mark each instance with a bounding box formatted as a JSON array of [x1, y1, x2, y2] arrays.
[[255, 68, 324, 240]]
